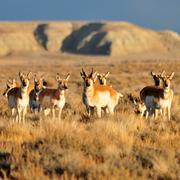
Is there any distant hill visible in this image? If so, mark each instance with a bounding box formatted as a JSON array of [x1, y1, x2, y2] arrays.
[[0, 21, 180, 57]]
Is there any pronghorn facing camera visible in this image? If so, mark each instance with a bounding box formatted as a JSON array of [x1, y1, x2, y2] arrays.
[[140, 72, 174, 120], [6, 72, 32, 123], [97, 72, 110, 85], [29, 75, 47, 113], [80, 68, 123, 118], [38, 73, 70, 120]]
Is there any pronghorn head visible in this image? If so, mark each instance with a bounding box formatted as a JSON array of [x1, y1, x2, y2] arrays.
[[133, 98, 146, 114], [150, 70, 165, 86], [19, 72, 32, 88], [128, 94, 146, 114], [3, 79, 17, 96], [97, 72, 110, 85], [160, 72, 174, 89], [34, 75, 46, 92], [80, 68, 97, 87], [56, 73, 70, 90]]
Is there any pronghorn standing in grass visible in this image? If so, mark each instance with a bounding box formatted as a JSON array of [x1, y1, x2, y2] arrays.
[[140, 72, 174, 120], [80, 68, 123, 118], [38, 73, 70, 120], [5, 72, 32, 123], [29, 75, 47, 113], [97, 71, 111, 114], [133, 71, 164, 118]]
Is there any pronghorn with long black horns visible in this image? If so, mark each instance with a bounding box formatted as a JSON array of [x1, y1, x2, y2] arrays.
[[37, 73, 70, 120], [140, 71, 174, 120], [80, 68, 123, 118]]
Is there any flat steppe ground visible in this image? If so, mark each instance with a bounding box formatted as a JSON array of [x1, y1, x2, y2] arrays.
[[0, 53, 180, 179]]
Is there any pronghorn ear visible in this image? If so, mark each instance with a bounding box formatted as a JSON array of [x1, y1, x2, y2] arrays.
[[159, 70, 165, 78], [151, 71, 155, 77], [105, 71, 110, 78], [66, 73, 70, 81], [12, 79, 16, 85], [19, 72, 24, 78], [169, 72, 175, 80], [27, 72, 32, 79], [56, 73, 61, 81]]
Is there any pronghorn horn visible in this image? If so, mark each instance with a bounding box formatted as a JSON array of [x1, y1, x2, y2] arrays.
[[89, 68, 94, 78], [82, 68, 86, 77], [66, 73, 70, 81], [105, 71, 110, 77], [169, 72, 175, 80], [151, 71, 156, 76], [27, 72, 32, 79]]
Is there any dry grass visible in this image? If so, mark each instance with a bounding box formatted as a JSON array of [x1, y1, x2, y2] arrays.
[[0, 53, 180, 179]]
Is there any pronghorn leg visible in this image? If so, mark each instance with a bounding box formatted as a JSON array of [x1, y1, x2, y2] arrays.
[[163, 108, 166, 119], [22, 107, 27, 124], [52, 108, 55, 120], [17, 107, 22, 123], [90, 107, 94, 116], [11, 108, 16, 123], [97, 107, 102, 118], [86, 105, 91, 117], [167, 107, 171, 121], [145, 109, 149, 119], [58, 108, 62, 120], [154, 109, 158, 120], [107, 106, 114, 116]]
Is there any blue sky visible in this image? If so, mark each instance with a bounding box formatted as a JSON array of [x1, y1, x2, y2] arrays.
[[0, 0, 180, 32]]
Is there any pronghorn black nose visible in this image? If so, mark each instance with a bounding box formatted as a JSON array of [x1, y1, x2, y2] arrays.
[[64, 86, 68, 90], [22, 81, 26, 86]]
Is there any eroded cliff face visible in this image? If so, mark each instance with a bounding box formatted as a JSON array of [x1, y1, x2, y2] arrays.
[[0, 21, 180, 57]]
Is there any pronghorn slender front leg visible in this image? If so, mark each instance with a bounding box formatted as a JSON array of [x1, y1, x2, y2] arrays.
[[167, 107, 171, 121], [17, 107, 22, 123], [22, 107, 27, 124], [58, 108, 62, 120], [97, 106, 102, 118], [52, 108, 56, 120]]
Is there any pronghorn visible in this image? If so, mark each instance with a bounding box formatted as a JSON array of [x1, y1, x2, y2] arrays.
[[97, 71, 111, 114], [97, 72, 110, 85], [140, 72, 174, 120], [133, 71, 165, 118], [38, 73, 70, 120], [6, 72, 32, 123], [29, 75, 47, 113], [80, 68, 123, 118]]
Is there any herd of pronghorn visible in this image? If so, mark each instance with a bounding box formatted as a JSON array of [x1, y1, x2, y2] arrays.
[[2, 68, 175, 123]]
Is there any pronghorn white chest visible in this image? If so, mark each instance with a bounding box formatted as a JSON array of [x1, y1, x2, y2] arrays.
[[53, 91, 65, 109], [17, 89, 29, 107]]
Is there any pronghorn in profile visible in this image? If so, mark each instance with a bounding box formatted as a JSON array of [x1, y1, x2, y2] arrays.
[[6, 72, 32, 123], [38, 73, 70, 120], [140, 72, 174, 120], [97, 72, 110, 85], [133, 71, 164, 118], [80, 68, 123, 118], [29, 75, 47, 113]]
